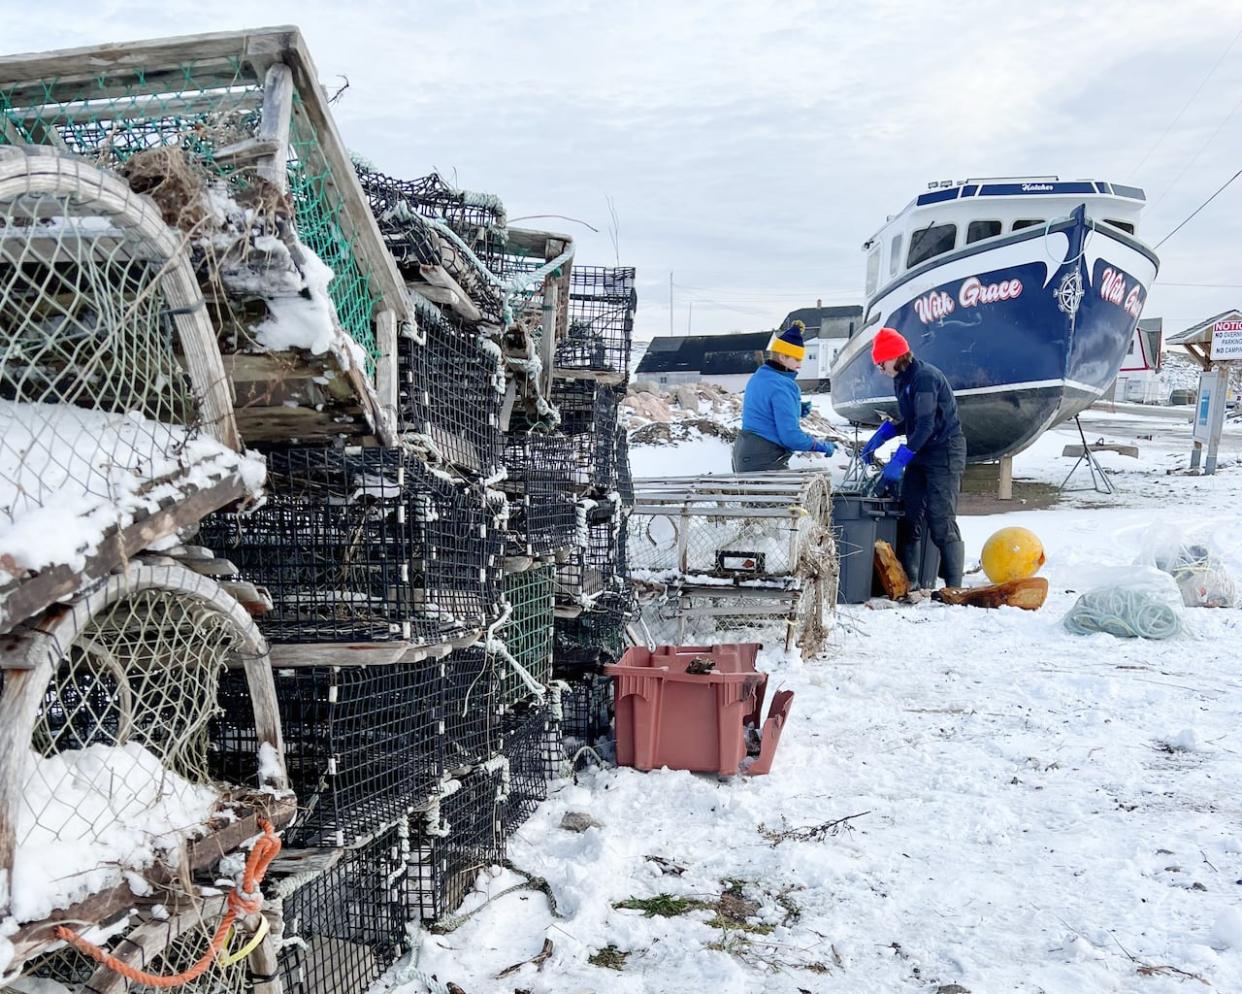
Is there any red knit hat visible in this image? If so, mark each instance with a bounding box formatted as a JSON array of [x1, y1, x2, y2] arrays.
[[871, 327, 910, 364]]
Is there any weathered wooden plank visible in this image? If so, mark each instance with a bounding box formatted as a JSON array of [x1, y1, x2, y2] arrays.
[[0, 467, 247, 639], [933, 577, 1049, 610], [552, 366, 627, 386], [873, 539, 909, 600], [255, 62, 292, 192], [0, 27, 293, 87], [416, 264, 483, 322], [4, 89, 263, 128]]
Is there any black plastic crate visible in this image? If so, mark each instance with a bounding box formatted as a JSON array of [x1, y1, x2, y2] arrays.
[[556, 266, 635, 380], [275, 823, 409, 994], [442, 646, 500, 773], [399, 301, 504, 477], [200, 446, 502, 643], [212, 663, 442, 847], [405, 764, 507, 923], [499, 704, 560, 833]]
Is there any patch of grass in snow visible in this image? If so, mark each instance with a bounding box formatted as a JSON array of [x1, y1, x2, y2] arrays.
[[588, 944, 629, 971], [612, 894, 713, 917]]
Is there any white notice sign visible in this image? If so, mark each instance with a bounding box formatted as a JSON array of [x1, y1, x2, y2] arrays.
[[1209, 318, 1242, 360]]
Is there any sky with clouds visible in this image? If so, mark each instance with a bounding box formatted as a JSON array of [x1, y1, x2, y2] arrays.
[[6, 0, 1242, 340]]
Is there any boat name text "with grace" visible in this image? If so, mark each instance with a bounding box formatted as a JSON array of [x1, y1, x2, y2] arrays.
[[1099, 267, 1144, 319], [913, 276, 1024, 324]]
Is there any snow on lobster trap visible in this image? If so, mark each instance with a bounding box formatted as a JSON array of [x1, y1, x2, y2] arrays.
[[0, 147, 258, 634], [0, 561, 292, 981], [627, 472, 838, 654]]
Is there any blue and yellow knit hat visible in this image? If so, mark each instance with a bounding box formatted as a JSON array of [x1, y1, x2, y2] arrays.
[[768, 320, 806, 361]]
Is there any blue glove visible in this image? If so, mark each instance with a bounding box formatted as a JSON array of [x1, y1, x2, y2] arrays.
[[800, 400, 813, 418], [859, 420, 897, 465], [879, 444, 915, 489], [811, 439, 836, 456]]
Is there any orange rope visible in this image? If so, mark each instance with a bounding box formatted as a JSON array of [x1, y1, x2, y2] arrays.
[[54, 820, 282, 989]]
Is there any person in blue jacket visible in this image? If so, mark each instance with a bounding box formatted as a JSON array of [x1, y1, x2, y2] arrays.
[[859, 326, 967, 589], [732, 321, 836, 472]]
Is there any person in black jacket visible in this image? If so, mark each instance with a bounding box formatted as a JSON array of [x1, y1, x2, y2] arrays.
[[858, 327, 967, 588]]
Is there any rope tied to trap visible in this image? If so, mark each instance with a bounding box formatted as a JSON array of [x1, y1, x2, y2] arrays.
[[54, 819, 282, 988]]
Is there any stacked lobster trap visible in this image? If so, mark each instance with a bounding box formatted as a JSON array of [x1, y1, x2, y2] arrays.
[[627, 472, 839, 655], [0, 24, 642, 993]]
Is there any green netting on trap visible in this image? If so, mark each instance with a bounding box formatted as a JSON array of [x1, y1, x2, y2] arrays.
[[0, 56, 383, 370], [495, 565, 554, 709]]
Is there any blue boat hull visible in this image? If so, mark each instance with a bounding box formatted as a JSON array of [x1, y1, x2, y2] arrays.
[[829, 210, 1159, 461]]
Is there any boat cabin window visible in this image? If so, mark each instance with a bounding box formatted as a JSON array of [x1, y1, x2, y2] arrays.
[[1104, 218, 1135, 234], [906, 224, 956, 268], [866, 248, 880, 295], [966, 220, 1002, 244], [889, 234, 903, 276], [1011, 218, 1045, 231]]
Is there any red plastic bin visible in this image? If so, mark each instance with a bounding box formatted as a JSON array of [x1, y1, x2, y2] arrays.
[[604, 643, 793, 776]]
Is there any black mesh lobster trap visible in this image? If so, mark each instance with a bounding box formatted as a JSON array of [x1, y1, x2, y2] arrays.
[[554, 584, 632, 673], [495, 564, 554, 709], [556, 266, 636, 381], [555, 503, 627, 604], [354, 162, 507, 251], [399, 300, 504, 477], [500, 703, 562, 833], [211, 661, 442, 848], [551, 379, 623, 492], [405, 763, 507, 923], [502, 430, 581, 554], [555, 675, 614, 748], [198, 445, 502, 644], [273, 823, 410, 994], [441, 645, 500, 773]]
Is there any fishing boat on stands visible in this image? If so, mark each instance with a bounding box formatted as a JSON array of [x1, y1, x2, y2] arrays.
[[829, 176, 1160, 461]]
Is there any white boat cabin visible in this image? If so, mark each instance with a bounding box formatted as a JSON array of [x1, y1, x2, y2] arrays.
[[861, 176, 1148, 301]]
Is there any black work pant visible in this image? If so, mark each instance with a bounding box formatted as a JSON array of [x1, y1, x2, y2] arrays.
[[732, 430, 793, 473], [898, 434, 967, 588]]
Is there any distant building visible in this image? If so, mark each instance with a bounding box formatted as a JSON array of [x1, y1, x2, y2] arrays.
[[1109, 317, 1168, 404], [634, 331, 770, 393], [634, 302, 864, 393]]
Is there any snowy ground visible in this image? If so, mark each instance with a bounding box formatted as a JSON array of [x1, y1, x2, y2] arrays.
[[393, 404, 1242, 994]]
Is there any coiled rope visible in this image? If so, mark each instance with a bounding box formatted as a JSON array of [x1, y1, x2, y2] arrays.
[[1063, 587, 1182, 639]]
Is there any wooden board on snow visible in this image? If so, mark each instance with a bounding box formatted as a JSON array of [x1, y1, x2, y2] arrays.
[[933, 577, 1048, 610]]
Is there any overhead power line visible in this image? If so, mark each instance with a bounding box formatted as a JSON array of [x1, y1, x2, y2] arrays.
[[1155, 165, 1242, 248]]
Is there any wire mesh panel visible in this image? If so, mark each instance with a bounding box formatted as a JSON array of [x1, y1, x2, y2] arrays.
[[442, 647, 500, 773], [556, 266, 635, 379], [556, 505, 626, 605], [495, 565, 554, 709], [399, 300, 503, 477], [499, 704, 559, 833], [556, 675, 614, 748], [198, 446, 502, 644], [553, 585, 631, 672], [212, 661, 441, 848], [276, 823, 409, 994], [405, 764, 507, 923], [628, 474, 833, 579]]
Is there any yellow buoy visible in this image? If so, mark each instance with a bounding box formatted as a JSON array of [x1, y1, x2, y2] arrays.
[[981, 526, 1046, 584]]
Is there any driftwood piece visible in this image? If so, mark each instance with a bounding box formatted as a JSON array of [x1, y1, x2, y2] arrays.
[[873, 540, 909, 599], [933, 577, 1049, 610]]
